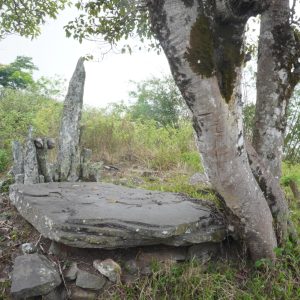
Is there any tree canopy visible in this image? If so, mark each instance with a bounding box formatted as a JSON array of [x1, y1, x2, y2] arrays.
[[0, 56, 37, 89], [0, 0, 69, 39]]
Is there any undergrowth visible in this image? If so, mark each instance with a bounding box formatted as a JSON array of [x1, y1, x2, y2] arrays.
[[100, 242, 300, 299]]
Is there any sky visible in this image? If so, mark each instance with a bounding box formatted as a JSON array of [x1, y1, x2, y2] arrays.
[[0, 7, 171, 107], [0, 3, 299, 108]]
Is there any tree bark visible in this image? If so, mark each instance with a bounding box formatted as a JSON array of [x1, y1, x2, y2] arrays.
[[148, 0, 277, 260], [253, 0, 300, 179]]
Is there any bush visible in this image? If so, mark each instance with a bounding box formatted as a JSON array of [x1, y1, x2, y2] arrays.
[[0, 149, 9, 172]]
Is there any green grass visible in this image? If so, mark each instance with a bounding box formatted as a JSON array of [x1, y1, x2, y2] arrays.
[[100, 242, 300, 299], [100, 163, 300, 300]]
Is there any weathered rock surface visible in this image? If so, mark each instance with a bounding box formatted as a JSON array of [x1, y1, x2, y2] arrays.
[[70, 286, 97, 300], [189, 172, 210, 186], [12, 141, 24, 177], [10, 182, 226, 249], [93, 259, 121, 283], [11, 254, 61, 299], [75, 269, 106, 290], [57, 57, 85, 182], [21, 242, 36, 254], [65, 262, 79, 281], [23, 127, 40, 184]]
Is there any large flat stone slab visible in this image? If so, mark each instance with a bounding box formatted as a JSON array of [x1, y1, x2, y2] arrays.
[[10, 182, 226, 249]]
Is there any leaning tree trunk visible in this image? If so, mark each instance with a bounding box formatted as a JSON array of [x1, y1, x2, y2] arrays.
[[148, 0, 277, 260], [253, 0, 300, 179]]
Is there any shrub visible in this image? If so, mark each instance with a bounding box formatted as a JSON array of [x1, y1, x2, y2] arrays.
[[0, 149, 9, 172]]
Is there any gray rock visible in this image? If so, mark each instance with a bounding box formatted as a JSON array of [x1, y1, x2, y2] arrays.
[[43, 285, 67, 300], [11, 254, 61, 299], [57, 57, 85, 182], [15, 174, 24, 184], [81, 162, 102, 182], [187, 243, 220, 262], [189, 172, 210, 186], [36, 137, 53, 183], [93, 259, 121, 283], [70, 287, 97, 300], [65, 262, 78, 281], [48, 241, 67, 258], [124, 259, 138, 275], [12, 141, 24, 177], [21, 243, 36, 254], [9, 182, 226, 249], [75, 269, 106, 290], [23, 127, 40, 184], [81, 148, 92, 163]]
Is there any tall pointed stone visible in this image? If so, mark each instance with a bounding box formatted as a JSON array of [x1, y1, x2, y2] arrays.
[[57, 57, 85, 181]]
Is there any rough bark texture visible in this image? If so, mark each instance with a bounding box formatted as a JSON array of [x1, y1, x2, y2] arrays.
[[246, 140, 289, 242], [148, 0, 277, 260], [57, 57, 85, 182], [253, 0, 300, 179]]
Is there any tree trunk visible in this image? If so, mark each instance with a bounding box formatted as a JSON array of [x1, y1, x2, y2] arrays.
[[253, 0, 300, 179], [148, 0, 277, 260]]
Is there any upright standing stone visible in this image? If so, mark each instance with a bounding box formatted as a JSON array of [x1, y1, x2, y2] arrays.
[[12, 141, 24, 178], [23, 127, 40, 184], [57, 57, 86, 182], [35, 137, 53, 183]]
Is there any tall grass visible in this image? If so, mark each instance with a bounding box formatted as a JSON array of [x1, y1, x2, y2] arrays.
[[81, 107, 200, 171]]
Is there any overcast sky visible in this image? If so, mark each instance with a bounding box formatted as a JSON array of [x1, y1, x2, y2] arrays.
[[0, 7, 171, 107], [0, 3, 299, 108]]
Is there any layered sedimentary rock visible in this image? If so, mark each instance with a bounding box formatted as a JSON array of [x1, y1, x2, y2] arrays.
[[10, 182, 226, 249]]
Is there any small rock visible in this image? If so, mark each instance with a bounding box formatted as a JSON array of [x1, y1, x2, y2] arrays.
[[140, 266, 152, 276], [48, 241, 67, 258], [65, 262, 78, 281], [187, 243, 220, 263], [121, 273, 139, 284], [124, 259, 138, 275], [21, 243, 36, 254], [76, 269, 106, 290], [70, 286, 97, 300], [43, 285, 67, 300], [93, 259, 121, 283], [11, 254, 61, 299]]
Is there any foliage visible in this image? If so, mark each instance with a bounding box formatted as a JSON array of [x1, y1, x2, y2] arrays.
[[128, 76, 189, 127], [242, 103, 255, 141], [0, 56, 37, 89], [0, 0, 69, 39], [98, 241, 300, 300], [34, 75, 67, 100], [281, 162, 300, 186], [65, 1, 157, 51], [0, 88, 62, 152], [81, 106, 196, 170], [0, 149, 9, 172], [285, 85, 300, 163]]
